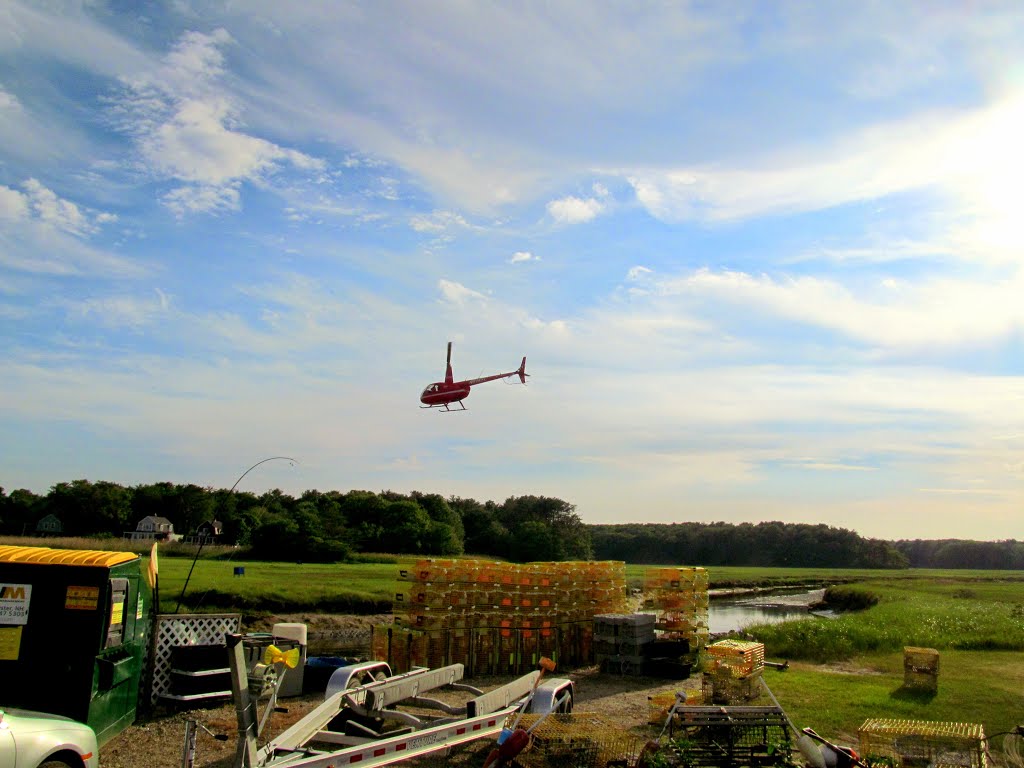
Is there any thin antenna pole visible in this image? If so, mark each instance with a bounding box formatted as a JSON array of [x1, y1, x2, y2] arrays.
[[174, 456, 298, 613]]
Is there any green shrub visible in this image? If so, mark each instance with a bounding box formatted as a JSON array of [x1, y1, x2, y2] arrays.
[[350, 552, 400, 564], [822, 585, 880, 611]]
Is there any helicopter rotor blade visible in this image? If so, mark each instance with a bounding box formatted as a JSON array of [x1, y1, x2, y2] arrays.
[[445, 341, 454, 384]]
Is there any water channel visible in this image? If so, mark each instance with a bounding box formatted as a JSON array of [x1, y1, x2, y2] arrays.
[[708, 587, 826, 634]]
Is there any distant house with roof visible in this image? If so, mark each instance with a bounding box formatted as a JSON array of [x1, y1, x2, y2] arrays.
[[126, 515, 176, 541], [191, 519, 224, 544], [35, 514, 63, 537]]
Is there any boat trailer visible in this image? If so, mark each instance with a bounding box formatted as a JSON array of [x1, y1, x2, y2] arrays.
[[225, 634, 574, 768]]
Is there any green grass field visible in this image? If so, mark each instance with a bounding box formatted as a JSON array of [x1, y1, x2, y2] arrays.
[[762, 649, 1024, 749], [155, 555, 409, 613]]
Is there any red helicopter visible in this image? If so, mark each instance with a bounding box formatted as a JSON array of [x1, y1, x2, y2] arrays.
[[420, 342, 528, 411]]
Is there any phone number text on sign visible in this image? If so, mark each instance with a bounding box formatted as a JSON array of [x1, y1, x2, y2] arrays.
[[0, 583, 32, 625]]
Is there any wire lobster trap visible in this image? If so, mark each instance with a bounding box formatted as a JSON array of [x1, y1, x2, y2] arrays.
[[665, 705, 792, 768], [507, 712, 647, 768], [858, 719, 988, 768]]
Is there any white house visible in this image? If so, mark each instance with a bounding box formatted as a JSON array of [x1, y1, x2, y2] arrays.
[[126, 515, 177, 541]]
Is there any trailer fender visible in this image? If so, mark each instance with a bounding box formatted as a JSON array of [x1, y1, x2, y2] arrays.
[[325, 661, 393, 699], [529, 678, 574, 715]]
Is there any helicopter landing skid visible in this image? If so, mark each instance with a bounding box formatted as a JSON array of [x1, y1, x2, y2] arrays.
[[420, 401, 468, 412]]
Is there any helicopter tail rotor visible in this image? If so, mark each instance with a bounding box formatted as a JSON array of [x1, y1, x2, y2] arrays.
[[517, 356, 528, 384]]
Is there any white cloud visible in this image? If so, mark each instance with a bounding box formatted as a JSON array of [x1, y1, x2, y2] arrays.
[[0, 180, 116, 237], [653, 266, 1024, 349], [789, 239, 946, 266], [627, 266, 652, 280], [163, 183, 240, 217], [21, 179, 116, 236], [228, 4, 728, 212], [1, 2, 152, 78], [0, 226, 145, 278], [0, 86, 19, 110], [0, 182, 140, 278], [0, 184, 29, 221], [438, 279, 488, 305], [547, 194, 605, 224], [112, 29, 323, 216], [918, 488, 1003, 496], [67, 289, 171, 330], [510, 251, 538, 264], [786, 460, 876, 472], [410, 210, 470, 233], [624, 94, 1024, 249]]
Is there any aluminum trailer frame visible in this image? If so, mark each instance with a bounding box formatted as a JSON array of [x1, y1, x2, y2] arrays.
[[226, 634, 573, 768]]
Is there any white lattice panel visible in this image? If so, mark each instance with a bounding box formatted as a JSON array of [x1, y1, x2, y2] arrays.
[[151, 613, 241, 704]]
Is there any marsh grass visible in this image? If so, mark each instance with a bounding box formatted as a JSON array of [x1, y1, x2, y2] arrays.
[[748, 575, 1024, 661]]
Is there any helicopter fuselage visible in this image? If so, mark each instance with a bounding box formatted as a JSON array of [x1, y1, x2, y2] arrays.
[[420, 381, 472, 407]]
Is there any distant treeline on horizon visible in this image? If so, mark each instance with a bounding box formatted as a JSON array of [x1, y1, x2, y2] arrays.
[[1, 480, 1020, 570]]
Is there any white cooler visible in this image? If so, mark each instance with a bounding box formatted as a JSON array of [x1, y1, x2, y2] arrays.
[[272, 622, 308, 697]]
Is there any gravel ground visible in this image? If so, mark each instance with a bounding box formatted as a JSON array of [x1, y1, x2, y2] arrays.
[[100, 664, 702, 768]]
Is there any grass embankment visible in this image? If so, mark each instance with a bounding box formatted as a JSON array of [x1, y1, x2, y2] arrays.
[[1, 536, 404, 614], [152, 556, 405, 614]]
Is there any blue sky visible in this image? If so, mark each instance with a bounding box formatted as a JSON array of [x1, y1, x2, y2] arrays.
[[2, 2, 1022, 541]]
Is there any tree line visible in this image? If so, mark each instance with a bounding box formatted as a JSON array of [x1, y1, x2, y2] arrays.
[[1, 481, 1019, 569], [590, 522, 909, 568], [0, 481, 592, 563], [892, 538, 1024, 570]]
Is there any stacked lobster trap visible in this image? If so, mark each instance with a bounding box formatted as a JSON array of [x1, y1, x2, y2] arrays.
[[702, 639, 765, 704], [373, 559, 628, 675], [643, 566, 710, 652]]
